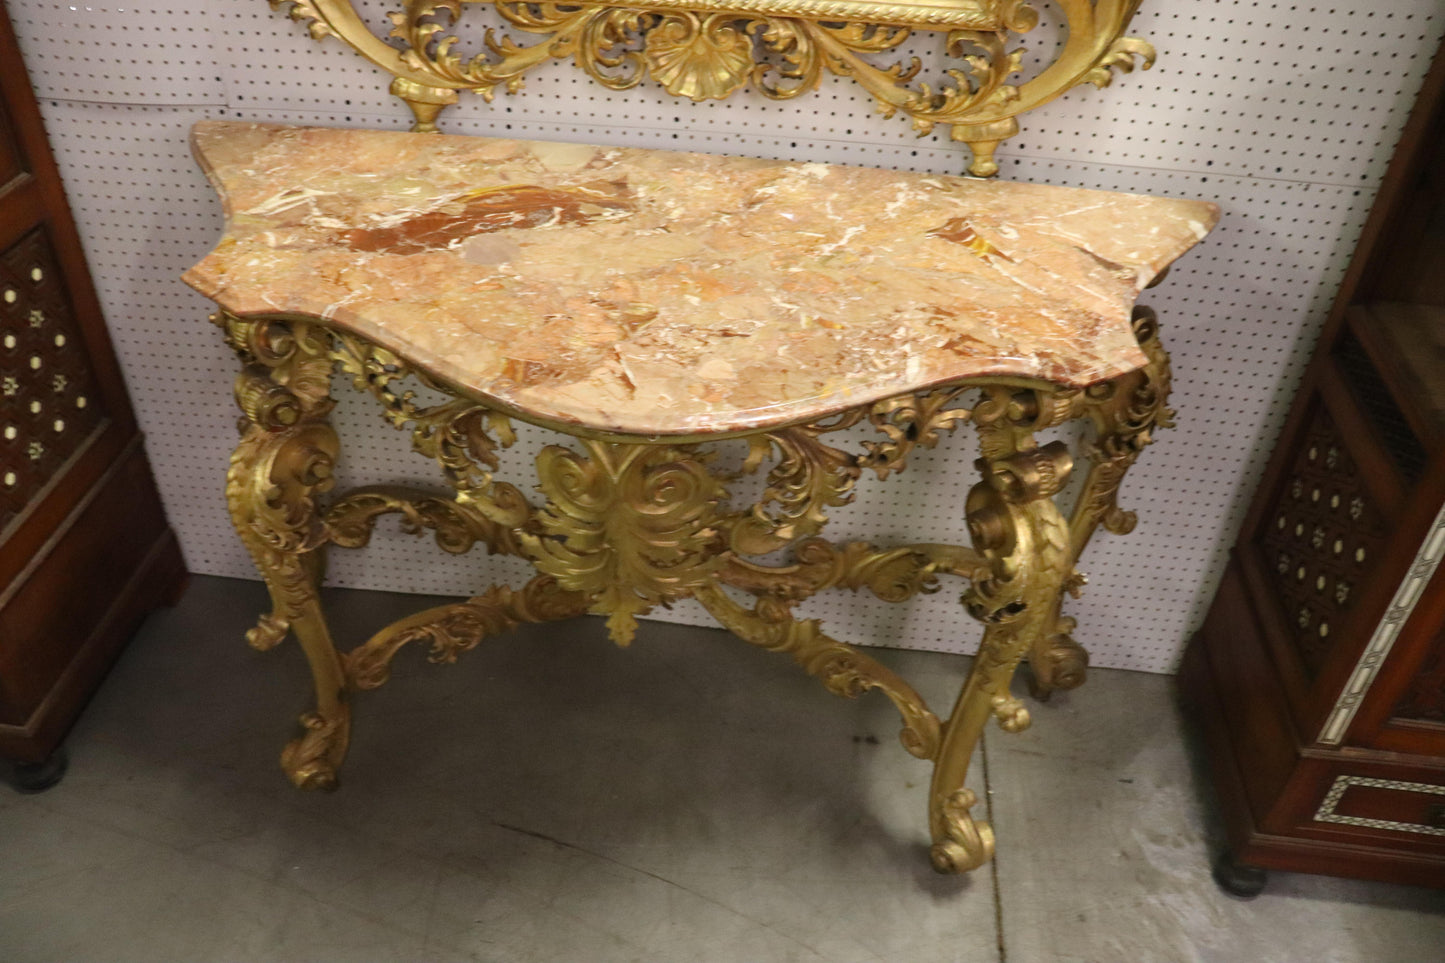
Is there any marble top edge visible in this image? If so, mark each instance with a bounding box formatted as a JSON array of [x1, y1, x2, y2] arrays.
[[184, 120, 1218, 436]]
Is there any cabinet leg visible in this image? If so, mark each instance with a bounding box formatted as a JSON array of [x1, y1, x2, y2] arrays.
[[1212, 851, 1268, 898], [6, 747, 69, 794]]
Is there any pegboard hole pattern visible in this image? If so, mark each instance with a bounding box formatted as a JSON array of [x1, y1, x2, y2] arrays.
[[11, 1, 1444, 673]]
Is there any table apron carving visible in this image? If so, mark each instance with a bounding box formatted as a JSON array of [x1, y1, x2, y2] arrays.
[[215, 301, 1173, 872]]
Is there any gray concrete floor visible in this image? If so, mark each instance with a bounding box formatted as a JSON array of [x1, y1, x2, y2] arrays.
[[1, 576, 1442, 962]]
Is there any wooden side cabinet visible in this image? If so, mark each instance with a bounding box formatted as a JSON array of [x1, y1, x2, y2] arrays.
[[1180, 43, 1445, 891], [0, 3, 185, 787]]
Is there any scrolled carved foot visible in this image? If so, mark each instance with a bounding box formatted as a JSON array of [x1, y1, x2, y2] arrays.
[[990, 694, 1032, 733], [246, 613, 290, 652], [1027, 621, 1089, 700], [929, 788, 997, 874], [280, 710, 348, 791]]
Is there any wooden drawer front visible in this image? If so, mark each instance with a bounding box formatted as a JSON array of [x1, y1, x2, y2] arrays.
[[0, 443, 165, 723], [1314, 775, 1445, 838]]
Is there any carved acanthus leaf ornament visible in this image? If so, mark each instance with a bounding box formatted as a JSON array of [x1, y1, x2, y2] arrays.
[[269, 0, 1155, 175]]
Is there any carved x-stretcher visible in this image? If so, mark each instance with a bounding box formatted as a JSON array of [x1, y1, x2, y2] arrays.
[[183, 0, 1217, 873]]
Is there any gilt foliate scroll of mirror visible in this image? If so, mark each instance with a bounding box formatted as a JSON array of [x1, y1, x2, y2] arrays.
[[215, 0, 1194, 876], [272, 0, 1155, 177]]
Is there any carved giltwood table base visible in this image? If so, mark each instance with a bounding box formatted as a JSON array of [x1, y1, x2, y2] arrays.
[[188, 113, 1214, 873], [219, 304, 1172, 873]]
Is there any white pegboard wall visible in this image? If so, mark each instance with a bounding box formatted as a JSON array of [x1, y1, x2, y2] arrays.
[[10, 0, 1443, 673], [6, 2, 224, 104]]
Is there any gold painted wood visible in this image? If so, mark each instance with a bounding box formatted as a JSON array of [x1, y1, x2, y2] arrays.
[[215, 301, 1174, 872], [221, 313, 349, 790], [207, 0, 1194, 876], [268, 0, 1154, 175]]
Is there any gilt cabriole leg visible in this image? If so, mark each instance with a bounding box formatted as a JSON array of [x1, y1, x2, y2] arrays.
[[927, 388, 1076, 872], [220, 312, 350, 790], [1027, 305, 1175, 699]]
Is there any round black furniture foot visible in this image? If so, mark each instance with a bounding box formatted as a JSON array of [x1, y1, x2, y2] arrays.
[[7, 748, 68, 794], [1212, 851, 1267, 898]]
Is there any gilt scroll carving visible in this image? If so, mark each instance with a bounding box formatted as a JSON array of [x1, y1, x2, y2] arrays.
[[216, 307, 1174, 872], [269, 0, 1154, 175]]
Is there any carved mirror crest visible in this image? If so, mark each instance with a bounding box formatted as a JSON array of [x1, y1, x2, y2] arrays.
[[271, 0, 1155, 175]]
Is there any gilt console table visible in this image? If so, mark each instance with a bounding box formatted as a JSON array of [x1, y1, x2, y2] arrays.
[[183, 0, 1217, 874]]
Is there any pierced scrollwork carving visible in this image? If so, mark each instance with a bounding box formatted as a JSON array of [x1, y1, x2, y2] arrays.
[[345, 575, 590, 689], [325, 484, 526, 556], [857, 386, 974, 480], [521, 440, 726, 645], [727, 427, 860, 557], [1073, 304, 1174, 543], [218, 311, 335, 428], [212, 309, 1177, 873], [329, 331, 532, 530], [972, 383, 1084, 462], [1082, 33, 1155, 89], [719, 537, 987, 606], [694, 583, 942, 760], [268, 0, 1155, 176], [275, 0, 338, 39], [722, 386, 976, 559]]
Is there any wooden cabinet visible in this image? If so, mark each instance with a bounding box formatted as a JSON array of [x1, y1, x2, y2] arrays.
[[1180, 42, 1445, 890], [0, 3, 184, 785]]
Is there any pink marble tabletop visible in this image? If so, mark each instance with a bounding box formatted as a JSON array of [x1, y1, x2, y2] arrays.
[[184, 121, 1218, 436]]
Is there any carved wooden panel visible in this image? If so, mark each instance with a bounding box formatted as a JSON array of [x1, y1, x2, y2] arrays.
[[0, 100, 22, 188], [1256, 401, 1391, 678], [1394, 635, 1445, 724], [1333, 329, 1430, 485], [0, 227, 107, 533]]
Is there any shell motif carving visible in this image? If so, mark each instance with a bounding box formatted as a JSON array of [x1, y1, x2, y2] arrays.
[[644, 14, 753, 101], [270, 0, 1156, 176]]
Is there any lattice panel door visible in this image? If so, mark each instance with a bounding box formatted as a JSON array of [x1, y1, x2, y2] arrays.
[[0, 229, 108, 532], [1254, 401, 1392, 678], [0, 3, 183, 765]]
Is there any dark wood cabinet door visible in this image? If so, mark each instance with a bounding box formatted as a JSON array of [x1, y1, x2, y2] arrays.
[[0, 3, 185, 763]]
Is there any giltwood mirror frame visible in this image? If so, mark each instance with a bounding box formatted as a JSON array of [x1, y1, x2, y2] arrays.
[[271, 0, 1154, 175]]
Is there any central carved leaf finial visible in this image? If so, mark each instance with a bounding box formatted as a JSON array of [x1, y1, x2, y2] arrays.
[[522, 442, 726, 645]]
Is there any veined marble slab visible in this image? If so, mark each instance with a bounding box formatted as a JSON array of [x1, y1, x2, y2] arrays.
[[184, 121, 1218, 436]]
